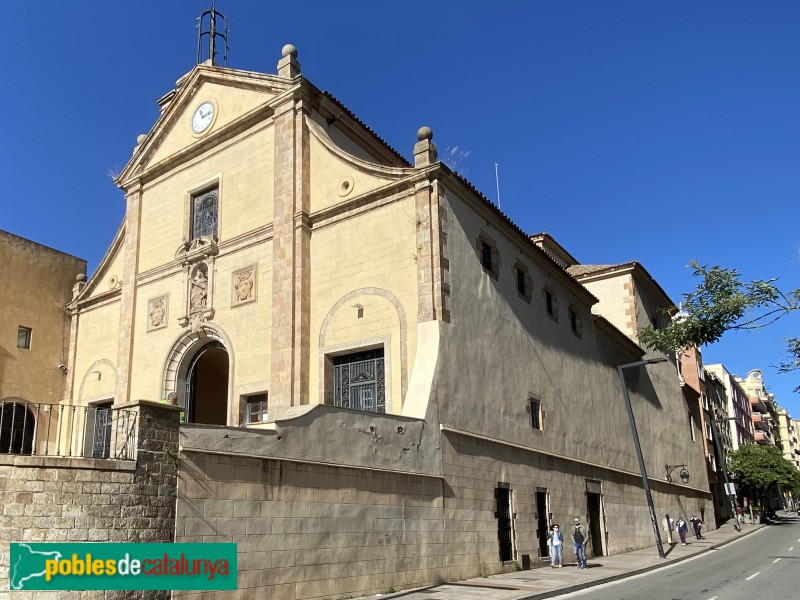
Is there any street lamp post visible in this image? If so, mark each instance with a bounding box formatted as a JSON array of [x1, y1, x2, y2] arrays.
[[617, 357, 669, 559]]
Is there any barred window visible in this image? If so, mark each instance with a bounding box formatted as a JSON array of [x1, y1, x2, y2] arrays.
[[246, 393, 269, 423], [332, 349, 385, 413], [192, 189, 219, 239]]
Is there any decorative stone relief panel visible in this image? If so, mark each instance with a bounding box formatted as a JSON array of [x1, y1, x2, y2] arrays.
[[231, 264, 257, 307], [147, 295, 168, 331]]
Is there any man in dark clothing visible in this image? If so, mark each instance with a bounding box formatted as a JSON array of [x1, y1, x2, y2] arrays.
[[571, 517, 589, 569], [689, 515, 703, 540]]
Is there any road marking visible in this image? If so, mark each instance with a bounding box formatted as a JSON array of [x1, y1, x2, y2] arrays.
[[790, 546, 795, 552], [773, 558, 781, 564], [707, 596, 718, 600], [745, 572, 760, 581]]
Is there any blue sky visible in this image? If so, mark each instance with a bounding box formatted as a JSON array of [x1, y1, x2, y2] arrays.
[[3, 1, 799, 413]]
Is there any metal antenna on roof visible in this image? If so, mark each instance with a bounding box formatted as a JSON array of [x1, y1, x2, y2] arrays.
[[196, 1, 229, 66], [495, 162, 502, 210]]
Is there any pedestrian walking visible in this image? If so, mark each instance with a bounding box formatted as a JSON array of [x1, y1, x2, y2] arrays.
[[662, 514, 675, 544], [571, 517, 589, 569], [547, 524, 564, 567], [689, 515, 703, 539], [676, 517, 689, 545]]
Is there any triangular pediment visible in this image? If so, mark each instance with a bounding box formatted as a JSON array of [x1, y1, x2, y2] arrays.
[[117, 64, 294, 187]]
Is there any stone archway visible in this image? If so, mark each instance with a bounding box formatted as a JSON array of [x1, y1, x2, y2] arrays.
[[162, 325, 234, 425]]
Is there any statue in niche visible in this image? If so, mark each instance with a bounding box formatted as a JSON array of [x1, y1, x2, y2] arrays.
[[149, 296, 166, 329], [234, 268, 254, 303], [189, 264, 208, 314]]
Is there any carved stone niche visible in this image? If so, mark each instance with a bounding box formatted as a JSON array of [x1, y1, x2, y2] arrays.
[[178, 260, 215, 331]]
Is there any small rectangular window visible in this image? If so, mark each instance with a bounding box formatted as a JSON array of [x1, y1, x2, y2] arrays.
[[246, 393, 269, 423], [529, 398, 542, 430], [481, 241, 493, 271], [569, 309, 581, 336], [516, 268, 526, 295], [545, 291, 554, 317], [17, 326, 32, 349]]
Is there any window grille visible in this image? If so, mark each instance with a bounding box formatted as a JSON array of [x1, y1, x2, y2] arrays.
[[192, 189, 219, 239], [333, 350, 385, 413], [91, 404, 113, 459]]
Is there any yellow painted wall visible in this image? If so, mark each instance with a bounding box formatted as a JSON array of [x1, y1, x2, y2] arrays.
[[308, 133, 396, 214], [138, 128, 274, 273], [310, 195, 419, 412], [72, 301, 121, 404]]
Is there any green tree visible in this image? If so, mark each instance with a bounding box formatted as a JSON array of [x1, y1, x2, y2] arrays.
[[638, 261, 800, 390], [728, 444, 800, 505]]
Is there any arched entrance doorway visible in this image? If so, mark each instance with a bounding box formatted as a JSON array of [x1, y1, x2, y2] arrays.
[[185, 341, 229, 425]]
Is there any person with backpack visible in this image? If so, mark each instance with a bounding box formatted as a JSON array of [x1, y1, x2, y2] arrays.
[[571, 517, 589, 569], [547, 524, 564, 567]]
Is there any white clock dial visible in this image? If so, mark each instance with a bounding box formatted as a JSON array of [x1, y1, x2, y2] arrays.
[[192, 101, 215, 133]]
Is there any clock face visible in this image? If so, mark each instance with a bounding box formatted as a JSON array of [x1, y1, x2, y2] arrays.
[[192, 101, 215, 134]]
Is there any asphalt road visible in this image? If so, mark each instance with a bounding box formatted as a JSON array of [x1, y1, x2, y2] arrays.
[[555, 515, 800, 600]]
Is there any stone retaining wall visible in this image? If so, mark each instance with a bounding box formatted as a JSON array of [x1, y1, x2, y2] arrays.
[[0, 400, 180, 599]]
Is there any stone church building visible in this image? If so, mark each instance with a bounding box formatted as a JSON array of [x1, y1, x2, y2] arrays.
[[3, 38, 713, 599]]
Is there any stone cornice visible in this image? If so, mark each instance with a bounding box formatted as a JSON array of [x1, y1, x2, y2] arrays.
[[135, 224, 273, 287], [309, 175, 426, 231], [72, 221, 125, 306]]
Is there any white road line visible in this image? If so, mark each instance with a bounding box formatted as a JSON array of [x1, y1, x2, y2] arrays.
[[790, 546, 795, 552], [745, 572, 760, 581], [773, 558, 781, 564], [707, 596, 718, 600]]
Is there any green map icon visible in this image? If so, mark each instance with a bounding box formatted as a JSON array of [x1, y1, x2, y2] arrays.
[[9, 543, 63, 591]]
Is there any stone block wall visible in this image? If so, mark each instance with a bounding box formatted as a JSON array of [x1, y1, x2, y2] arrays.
[[0, 400, 180, 599], [175, 450, 446, 600], [441, 431, 714, 579]]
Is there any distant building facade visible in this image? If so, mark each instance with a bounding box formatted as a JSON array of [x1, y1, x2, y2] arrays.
[[0, 230, 86, 455], [705, 364, 754, 451]]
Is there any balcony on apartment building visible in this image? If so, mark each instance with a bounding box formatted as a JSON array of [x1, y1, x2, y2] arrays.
[[752, 412, 771, 431], [754, 430, 775, 445], [750, 396, 768, 414]]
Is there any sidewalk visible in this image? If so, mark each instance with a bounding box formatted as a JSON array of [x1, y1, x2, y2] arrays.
[[358, 517, 773, 600]]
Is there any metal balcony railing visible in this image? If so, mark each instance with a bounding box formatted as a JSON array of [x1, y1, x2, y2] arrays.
[[0, 401, 137, 460]]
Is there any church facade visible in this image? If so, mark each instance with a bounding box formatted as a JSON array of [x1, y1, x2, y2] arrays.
[[47, 44, 713, 598]]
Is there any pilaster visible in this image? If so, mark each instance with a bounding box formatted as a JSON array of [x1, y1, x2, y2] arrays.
[[115, 183, 143, 406], [271, 96, 311, 417]]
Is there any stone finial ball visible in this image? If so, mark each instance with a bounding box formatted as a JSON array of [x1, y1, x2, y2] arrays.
[[76, 274, 87, 282], [136, 134, 147, 145], [417, 126, 433, 142], [282, 44, 298, 59]]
